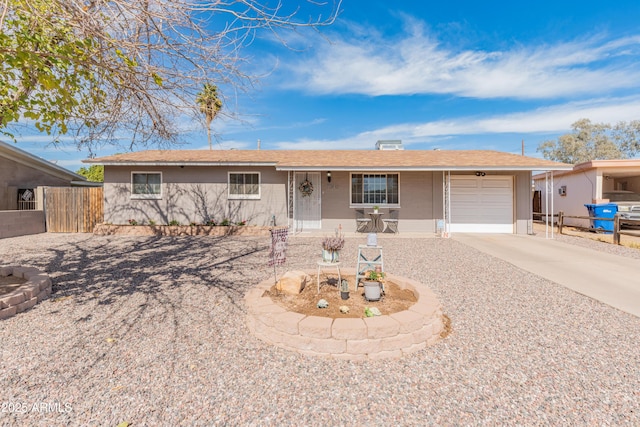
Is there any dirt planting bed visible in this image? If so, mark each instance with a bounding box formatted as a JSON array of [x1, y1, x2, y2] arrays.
[[266, 274, 417, 318]]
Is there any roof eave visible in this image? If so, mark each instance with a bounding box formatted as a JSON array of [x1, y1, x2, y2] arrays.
[[276, 165, 573, 172], [91, 161, 279, 167], [1, 141, 87, 182]]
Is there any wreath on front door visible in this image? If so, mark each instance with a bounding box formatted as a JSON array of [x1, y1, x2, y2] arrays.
[[298, 178, 314, 197]]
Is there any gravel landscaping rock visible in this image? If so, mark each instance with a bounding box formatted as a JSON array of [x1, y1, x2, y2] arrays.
[[0, 232, 639, 426]]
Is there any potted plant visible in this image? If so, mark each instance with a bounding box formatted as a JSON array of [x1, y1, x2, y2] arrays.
[[362, 270, 385, 301], [373, 205, 379, 214], [340, 279, 350, 300], [321, 229, 345, 263]]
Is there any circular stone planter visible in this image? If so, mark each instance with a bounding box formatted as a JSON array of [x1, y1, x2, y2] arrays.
[[245, 268, 446, 361], [0, 266, 52, 320]]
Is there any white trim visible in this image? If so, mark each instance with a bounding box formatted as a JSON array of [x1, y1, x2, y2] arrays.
[[93, 161, 277, 167], [130, 171, 162, 200], [89, 161, 572, 172], [228, 171, 261, 200], [278, 165, 573, 172]]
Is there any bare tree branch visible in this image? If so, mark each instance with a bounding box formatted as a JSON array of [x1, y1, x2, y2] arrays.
[[0, 0, 342, 151]]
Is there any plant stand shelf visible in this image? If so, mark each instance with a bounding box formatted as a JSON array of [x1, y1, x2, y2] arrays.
[[355, 245, 384, 291], [317, 261, 341, 294]]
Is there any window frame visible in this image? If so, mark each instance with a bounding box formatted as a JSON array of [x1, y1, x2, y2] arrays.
[[130, 171, 163, 200], [349, 172, 400, 207], [228, 171, 261, 200]]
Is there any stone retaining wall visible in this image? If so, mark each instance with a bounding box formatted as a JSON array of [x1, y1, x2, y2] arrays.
[[0, 266, 52, 320], [245, 269, 446, 360], [94, 224, 278, 237]]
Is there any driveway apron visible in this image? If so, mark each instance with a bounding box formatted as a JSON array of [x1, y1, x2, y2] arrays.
[[454, 234, 640, 318]]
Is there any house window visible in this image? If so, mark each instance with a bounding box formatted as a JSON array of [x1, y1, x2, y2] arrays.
[[228, 172, 260, 199], [131, 172, 162, 199], [351, 173, 399, 205]]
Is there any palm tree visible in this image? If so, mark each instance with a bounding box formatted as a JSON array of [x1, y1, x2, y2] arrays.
[[196, 83, 223, 150]]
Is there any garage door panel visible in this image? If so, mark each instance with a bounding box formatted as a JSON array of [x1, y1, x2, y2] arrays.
[[482, 178, 511, 188], [450, 176, 513, 233], [451, 178, 479, 189], [481, 193, 511, 202]]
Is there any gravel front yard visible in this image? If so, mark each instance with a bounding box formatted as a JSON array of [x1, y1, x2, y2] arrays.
[[1, 232, 639, 426]]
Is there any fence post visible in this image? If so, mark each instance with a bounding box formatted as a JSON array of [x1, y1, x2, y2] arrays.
[[613, 214, 620, 245], [558, 211, 564, 235]]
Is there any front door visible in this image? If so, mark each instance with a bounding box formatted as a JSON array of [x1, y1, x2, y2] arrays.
[[294, 172, 321, 232]]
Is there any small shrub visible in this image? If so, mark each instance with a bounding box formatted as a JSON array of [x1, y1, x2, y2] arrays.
[[168, 220, 180, 226], [128, 219, 138, 226], [236, 220, 247, 226], [148, 219, 156, 226], [220, 218, 231, 226], [205, 219, 217, 226], [189, 222, 197, 226]]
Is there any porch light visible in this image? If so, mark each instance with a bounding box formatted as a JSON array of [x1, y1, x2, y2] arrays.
[[475, 171, 486, 177], [327, 171, 332, 183]]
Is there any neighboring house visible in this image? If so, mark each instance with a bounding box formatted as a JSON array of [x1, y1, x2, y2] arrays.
[[0, 140, 89, 210], [533, 159, 640, 228], [87, 143, 571, 234], [0, 140, 94, 239]]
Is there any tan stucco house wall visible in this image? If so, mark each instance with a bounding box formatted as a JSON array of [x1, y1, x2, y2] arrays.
[[104, 166, 289, 226]]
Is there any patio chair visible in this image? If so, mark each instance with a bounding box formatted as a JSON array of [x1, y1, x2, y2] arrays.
[[382, 209, 399, 233], [355, 209, 372, 233]]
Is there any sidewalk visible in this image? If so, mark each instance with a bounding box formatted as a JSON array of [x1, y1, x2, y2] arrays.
[[454, 233, 640, 318]]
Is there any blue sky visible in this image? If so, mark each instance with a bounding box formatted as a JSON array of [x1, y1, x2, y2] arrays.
[[14, 0, 640, 172]]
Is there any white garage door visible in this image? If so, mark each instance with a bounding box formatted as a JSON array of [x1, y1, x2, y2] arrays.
[[450, 175, 514, 233]]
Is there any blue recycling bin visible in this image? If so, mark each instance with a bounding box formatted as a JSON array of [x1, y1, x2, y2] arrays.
[[584, 203, 618, 233]]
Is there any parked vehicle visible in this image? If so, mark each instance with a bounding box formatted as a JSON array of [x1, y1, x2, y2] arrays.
[[619, 206, 640, 230], [605, 191, 640, 229]]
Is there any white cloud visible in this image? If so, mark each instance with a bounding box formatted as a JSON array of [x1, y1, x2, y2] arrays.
[[271, 96, 640, 149], [285, 20, 640, 99]]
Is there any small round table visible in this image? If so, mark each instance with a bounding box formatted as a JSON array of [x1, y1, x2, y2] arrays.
[[368, 212, 384, 232], [316, 261, 341, 294]]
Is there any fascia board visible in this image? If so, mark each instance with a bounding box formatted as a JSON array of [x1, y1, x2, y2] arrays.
[[94, 161, 278, 167], [275, 165, 574, 172]]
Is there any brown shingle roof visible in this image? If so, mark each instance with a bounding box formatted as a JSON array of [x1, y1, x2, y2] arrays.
[[86, 149, 572, 171]]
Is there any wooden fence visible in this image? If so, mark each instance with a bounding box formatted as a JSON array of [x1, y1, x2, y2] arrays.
[[543, 211, 640, 246], [44, 187, 104, 233]]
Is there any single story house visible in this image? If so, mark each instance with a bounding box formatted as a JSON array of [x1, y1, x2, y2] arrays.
[[87, 144, 571, 234], [0, 140, 89, 210], [533, 159, 640, 228]]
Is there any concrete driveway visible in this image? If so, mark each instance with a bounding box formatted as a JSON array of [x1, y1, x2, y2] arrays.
[[455, 233, 640, 318]]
